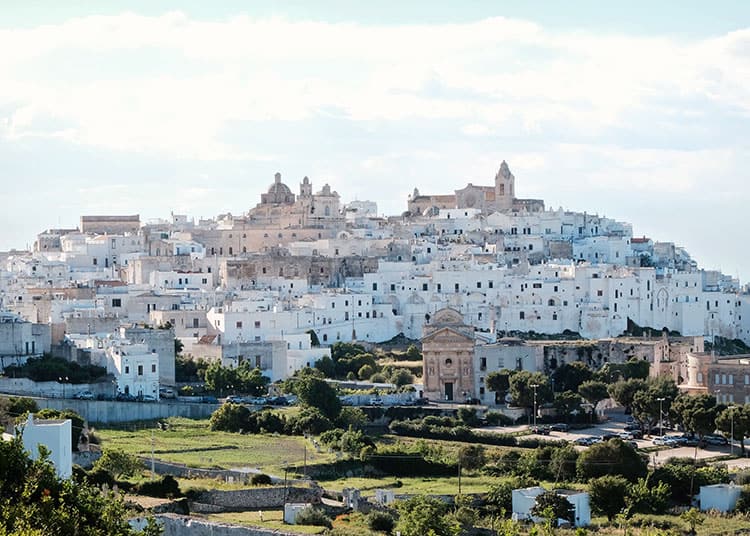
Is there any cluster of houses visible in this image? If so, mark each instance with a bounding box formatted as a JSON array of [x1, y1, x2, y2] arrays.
[[0, 162, 748, 405]]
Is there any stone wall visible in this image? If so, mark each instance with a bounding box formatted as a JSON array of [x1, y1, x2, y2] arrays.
[[133, 514, 302, 536], [192, 486, 323, 512], [35, 398, 218, 424]]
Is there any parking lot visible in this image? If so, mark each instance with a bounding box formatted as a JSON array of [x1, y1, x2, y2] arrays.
[[480, 418, 745, 467]]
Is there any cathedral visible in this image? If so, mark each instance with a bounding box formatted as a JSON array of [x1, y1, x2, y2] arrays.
[[248, 173, 341, 228], [407, 161, 544, 216]]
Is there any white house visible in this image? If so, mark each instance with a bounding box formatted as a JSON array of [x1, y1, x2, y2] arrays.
[[106, 340, 160, 400], [21, 413, 72, 479], [511, 486, 590, 527], [700, 483, 742, 512]]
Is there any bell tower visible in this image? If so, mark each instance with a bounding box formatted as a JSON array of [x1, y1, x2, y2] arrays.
[[494, 160, 515, 211]]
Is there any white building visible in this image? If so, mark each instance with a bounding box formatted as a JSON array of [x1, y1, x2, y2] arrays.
[[511, 486, 590, 527], [21, 413, 72, 479], [106, 340, 160, 399], [700, 484, 742, 512]]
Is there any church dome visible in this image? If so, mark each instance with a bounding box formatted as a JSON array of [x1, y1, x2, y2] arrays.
[[261, 172, 296, 205]]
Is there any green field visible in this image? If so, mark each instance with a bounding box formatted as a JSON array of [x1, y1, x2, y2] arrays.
[[206, 511, 327, 534], [95, 417, 336, 473]]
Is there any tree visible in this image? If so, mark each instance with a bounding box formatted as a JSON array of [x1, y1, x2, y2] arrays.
[[336, 406, 367, 429], [597, 359, 650, 383], [577, 439, 648, 482], [173, 338, 184, 356], [630, 377, 678, 431], [313, 355, 335, 377], [93, 449, 144, 480], [485, 370, 512, 402], [608, 378, 647, 413], [552, 361, 592, 392], [357, 364, 375, 380], [588, 475, 629, 520], [530, 491, 574, 527], [209, 403, 251, 432], [0, 436, 153, 535], [389, 368, 414, 387], [626, 477, 671, 515], [291, 375, 341, 420], [681, 507, 704, 535], [458, 444, 486, 471], [508, 371, 552, 410], [716, 404, 750, 454], [578, 380, 609, 411], [553, 391, 583, 421], [550, 445, 579, 482], [395, 495, 461, 536], [671, 394, 718, 441], [405, 344, 422, 360]]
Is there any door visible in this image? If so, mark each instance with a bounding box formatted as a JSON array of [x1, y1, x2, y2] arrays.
[[444, 382, 453, 401]]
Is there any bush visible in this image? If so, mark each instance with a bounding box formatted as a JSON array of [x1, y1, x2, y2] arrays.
[[295, 507, 332, 528], [484, 411, 513, 426], [137, 475, 181, 498], [368, 510, 395, 532], [250, 473, 273, 486]]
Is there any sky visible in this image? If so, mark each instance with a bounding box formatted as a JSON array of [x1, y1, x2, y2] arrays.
[[1, 1, 749, 281]]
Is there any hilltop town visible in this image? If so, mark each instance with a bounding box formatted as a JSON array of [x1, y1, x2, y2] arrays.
[[3, 162, 750, 535]]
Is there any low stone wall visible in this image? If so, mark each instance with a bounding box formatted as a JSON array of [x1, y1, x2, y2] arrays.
[[192, 486, 323, 512], [73, 450, 101, 469], [133, 514, 302, 536]]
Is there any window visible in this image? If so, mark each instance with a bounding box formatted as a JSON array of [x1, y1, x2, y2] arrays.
[[553, 313, 558, 320], [125, 366, 129, 374], [597, 290, 603, 297], [488, 281, 493, 289], [480, 357, 487, 371], [202, 278, 208, 284], [151, 364, 156, 373], [254, 321, 261, 328], [477, 281, 482, 289], [422, 283, 428, 291], [236, 321, 243, 329], [390, 284, 396, 291], [445, 358, 453, 366], [112, 298, 121, 307], [520, 311, 525, 320], [138, 365, 143, 376], [372, 283, 378, 291], [455, 283, 460, 292]]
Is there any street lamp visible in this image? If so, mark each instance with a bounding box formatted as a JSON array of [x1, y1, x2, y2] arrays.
[[728, 405, 736, 456], [530, 383, 539, 429], [58, 376, 69, 398], [657, 397, 665, 437]]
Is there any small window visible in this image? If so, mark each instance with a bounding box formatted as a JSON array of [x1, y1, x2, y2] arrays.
[[151, 364, 156, 373], [138, 365, 143, 376], [125, 366, 129, 374], [236, 321, 243, 329], [254, 321, 261, 328], [445, 358, 453, 366]]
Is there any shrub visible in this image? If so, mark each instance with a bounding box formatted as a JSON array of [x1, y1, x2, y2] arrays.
[[484, 411, 513, 426], [250, 473, 272, 486], [295, 507, 332, 528], [368, 510, 395, 533], [137, 475, 181, 498]]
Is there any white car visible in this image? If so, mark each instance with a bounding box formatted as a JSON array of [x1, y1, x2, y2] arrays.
[[74, 391, 95, 400]]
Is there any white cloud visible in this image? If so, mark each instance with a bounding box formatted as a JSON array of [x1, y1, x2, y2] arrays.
[[0, 12, 746, 162]]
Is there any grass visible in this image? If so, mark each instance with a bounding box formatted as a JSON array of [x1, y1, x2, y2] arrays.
[[322, 473, 506, 496], [205, 510, 327, 534], [95, 417, 336, 473]]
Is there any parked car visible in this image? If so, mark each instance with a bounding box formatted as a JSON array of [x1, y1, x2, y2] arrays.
[[575, 436, 598, 446], [159, 387, 176, 399], [531, 426, 550, 435], [704, 434, 728, 446], [141, 394, 157, 403], [624, 423, 642, 431], [550, 423, 569, 432], [225, 395, 244, 404], [267, 396, 289, 406], [370, 397, 384, 406], [116, 392, 136, 402], [246, 397, 267, 405], [653, 436, 679, 447], [464, 397, 481, 405], [600, 433, 620, 441], [73, 391, 95, 400], [201, 395, 218, 404]]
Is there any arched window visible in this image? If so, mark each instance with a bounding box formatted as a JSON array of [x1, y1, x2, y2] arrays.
[[445, 358, 453, 366]]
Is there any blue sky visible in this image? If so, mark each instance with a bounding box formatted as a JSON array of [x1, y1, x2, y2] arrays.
[[1, 3, 749, 281]]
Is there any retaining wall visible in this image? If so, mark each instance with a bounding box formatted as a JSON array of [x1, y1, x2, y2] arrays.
[[192, 486, 323, 512], [37, 398, 218, 423]]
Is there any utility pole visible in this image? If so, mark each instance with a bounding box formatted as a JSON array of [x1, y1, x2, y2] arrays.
[[657, 397, 665, 437], [531, 383, 539, 429], [151, 429, 155, 480]]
